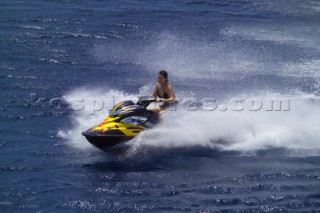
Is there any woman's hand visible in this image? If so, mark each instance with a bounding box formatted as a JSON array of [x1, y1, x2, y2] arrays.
[[156, 97, 165, 102]]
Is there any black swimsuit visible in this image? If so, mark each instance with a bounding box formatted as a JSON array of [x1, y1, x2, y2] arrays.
[[158, 87, 171, 109], [158, 88, 169, 99]]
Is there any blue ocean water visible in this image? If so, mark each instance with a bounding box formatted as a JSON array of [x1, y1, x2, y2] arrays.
[[1, 0, 320, 212]]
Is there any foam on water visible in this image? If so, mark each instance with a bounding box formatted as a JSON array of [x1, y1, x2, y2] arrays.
[[133, 92, 320, 155], [60, 19, 320, 156], [58, 88, 138, 150], [59, 87, 320, 156], [3, 1, 320, 212]]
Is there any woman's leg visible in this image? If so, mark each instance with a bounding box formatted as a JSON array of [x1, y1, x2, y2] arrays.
[[147, 105, 162, 112]]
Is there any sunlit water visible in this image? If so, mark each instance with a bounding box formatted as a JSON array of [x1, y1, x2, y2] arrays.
[[1, 0, 320, 212]]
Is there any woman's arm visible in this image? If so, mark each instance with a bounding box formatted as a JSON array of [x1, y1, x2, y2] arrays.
[[163, 84, 176, 103]]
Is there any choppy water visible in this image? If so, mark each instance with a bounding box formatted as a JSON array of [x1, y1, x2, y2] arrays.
[[1, 0, 320, 212]]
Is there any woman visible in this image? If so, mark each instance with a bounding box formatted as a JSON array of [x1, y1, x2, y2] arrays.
[[149, 70, 176, 112]]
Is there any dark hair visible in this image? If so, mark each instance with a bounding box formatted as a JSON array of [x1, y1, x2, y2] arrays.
[[158, 70, 168, 81]]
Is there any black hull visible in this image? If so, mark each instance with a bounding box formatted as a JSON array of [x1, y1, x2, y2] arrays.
[[83, 134, 134, 150], [81, 97, 160, 152]]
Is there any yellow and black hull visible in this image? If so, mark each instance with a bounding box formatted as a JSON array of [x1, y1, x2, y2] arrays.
[[82, 97, 159, 151], [82, 120, 145, 150], [82, 130, 136, 150]]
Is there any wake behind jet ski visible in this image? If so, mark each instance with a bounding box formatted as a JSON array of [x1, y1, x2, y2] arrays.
[[82, 96, 159, 151]]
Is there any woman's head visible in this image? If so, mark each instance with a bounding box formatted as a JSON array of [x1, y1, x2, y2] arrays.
[[157, 70, 168, 84]]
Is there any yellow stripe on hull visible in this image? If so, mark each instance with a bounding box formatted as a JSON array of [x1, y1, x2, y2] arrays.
[[92, 119, 145, 137]]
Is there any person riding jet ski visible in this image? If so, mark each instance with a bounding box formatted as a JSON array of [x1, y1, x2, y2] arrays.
[[82, 70, 177, 151], [148, 70, 176, 112]]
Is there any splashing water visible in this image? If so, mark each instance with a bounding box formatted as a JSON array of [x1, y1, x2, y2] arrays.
[[59, 88, 320, 156]]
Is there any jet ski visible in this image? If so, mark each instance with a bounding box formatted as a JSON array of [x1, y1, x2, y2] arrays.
[[82, 96, 159, 151]]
